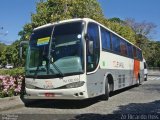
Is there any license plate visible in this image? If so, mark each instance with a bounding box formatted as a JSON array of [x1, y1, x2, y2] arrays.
[[45, 93, 55, 97]]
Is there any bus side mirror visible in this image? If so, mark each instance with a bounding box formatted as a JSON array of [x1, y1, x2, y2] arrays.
[[19, 41, 29, 59], [85, 34, 93, 55]]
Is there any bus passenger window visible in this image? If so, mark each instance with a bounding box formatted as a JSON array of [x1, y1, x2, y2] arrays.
[[120, 39, 127, 56], [112, 34, 120, 53], [133, 47, 137, 58], [137, 49, 142, 61], [127, 43, 133, 58], [101, 27, 111, 50]]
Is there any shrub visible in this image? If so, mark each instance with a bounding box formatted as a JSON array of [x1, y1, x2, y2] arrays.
[[0, 75, 24, 98], [0, 67, 24, 76], [0, 68, 25, 98]]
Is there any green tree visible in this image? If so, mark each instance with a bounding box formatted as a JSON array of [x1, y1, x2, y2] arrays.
[[0, 43, 6, 65], [108, 17, 124, 24], [19, 0, 104, 40], [146, 41, 160, 67], [0, 40, 23, 67]]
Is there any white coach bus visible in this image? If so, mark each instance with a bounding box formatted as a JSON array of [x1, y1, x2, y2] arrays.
[[21, 18, 144, 101]]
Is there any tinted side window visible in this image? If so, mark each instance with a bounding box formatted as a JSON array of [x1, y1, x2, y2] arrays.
[[87, 23, 100, 72], [133, 46, 137, 58], [101, 27, 111, 50], [127, 43, 133, 58], [137, 49, 142, 61], [112, 34, 120, 53], [120, 39, 127, 56]]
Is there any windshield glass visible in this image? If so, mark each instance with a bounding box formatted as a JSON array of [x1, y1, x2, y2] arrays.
[[26, 21, 84, 78]]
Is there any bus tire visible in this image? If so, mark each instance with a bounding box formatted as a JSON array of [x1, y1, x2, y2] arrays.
[[101, 78, 109, 101], [20, 94, 35, 107], [20, 79, 30, 107], [144, 75, 147, 81], [20, 95, 28, 107]]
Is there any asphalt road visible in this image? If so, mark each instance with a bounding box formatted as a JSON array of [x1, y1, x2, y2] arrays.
[[1, 76, 160, 120]]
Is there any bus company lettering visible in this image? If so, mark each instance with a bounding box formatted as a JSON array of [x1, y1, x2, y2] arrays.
[[63, 78, 80, 83], [113, 61, 124, 68]]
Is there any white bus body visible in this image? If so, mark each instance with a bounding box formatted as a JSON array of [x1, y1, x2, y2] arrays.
[[23, 18, 144, 100]]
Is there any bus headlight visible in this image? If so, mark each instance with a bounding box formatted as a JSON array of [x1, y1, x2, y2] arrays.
[[65, 81, 85, 88], [25, 84, 36, 89]]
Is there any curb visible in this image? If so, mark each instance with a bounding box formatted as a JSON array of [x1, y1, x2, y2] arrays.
[[0, 96, 24, 112], [0, 96, 18, 102], [0, 103, 24, 112]]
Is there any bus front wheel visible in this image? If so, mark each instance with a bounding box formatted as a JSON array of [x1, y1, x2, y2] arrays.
[[101, 78, 110, 100]]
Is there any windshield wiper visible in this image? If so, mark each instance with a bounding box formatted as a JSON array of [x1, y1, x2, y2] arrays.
[[34, 62, 41, 79], [48, 25, 64, 77], [50, 62, 64, 77]]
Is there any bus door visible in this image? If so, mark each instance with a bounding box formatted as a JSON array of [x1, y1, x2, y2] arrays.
[[86, 22, 101, 96]]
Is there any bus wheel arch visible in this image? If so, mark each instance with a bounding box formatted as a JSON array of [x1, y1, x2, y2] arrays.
[[101, 73, 114, 100], [107, 74, 114, 92]]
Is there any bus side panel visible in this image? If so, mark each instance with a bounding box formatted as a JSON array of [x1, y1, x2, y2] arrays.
[[100, 51, 135, 90], [86, 69, 136, 98], [86, 52, 138, 98]]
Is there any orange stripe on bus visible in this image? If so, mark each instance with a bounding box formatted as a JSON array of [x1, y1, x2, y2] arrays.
[[134, 59, 140, 80]]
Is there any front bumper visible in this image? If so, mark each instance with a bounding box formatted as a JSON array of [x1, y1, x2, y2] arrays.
[[24, 87, 88, 100]]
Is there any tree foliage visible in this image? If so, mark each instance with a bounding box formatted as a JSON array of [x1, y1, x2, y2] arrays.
[[0, 43, 6, 65], [19, 0, 104, 40], [0, 41, 23, 67], [146, 41, 160, 67]]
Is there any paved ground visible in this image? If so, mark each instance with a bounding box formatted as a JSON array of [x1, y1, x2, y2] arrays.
[[148, 70, 160, 76], [0, 76, 160, 120]]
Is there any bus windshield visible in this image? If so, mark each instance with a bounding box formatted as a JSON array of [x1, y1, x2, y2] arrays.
[[26, 21, 84, 78]]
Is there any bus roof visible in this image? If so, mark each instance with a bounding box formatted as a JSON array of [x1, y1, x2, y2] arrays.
[[34, 18, 83, 31], [34, 18, 141, 50]]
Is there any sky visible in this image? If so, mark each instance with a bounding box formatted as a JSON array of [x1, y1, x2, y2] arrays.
[[0, 0, 38, 45], [0, 0, 160, 45]]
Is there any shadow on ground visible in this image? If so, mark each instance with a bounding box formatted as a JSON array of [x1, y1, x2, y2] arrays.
[[24, 98, 101, 109], [16, 100, 160, 120], [73, 100, 160, 120]]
